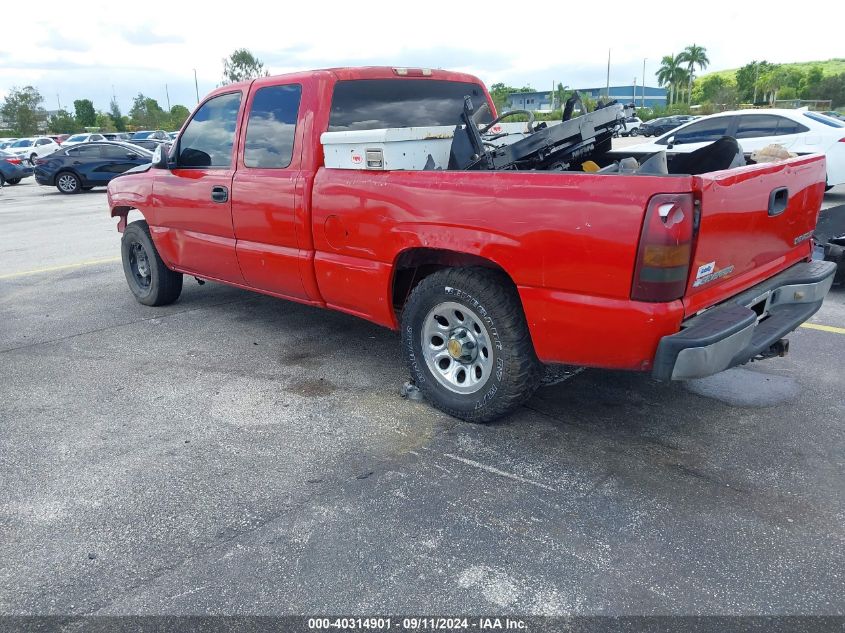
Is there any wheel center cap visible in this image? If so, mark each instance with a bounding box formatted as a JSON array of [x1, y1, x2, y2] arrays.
[[447, 328, 477, 362], [447, 339, 463, 358]]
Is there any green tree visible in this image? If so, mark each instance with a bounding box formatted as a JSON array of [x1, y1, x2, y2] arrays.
[[48, 109, 78, 134], [657, 54, 685, 105], [677, 44, 710, 104], [806, 73, 845, 108], [73, 99, 96, 128], [169, 104, 190, 130], [95, 112, 116, 132], [129, 93, 169, 129], [488, 83, 534, 112], [1, 86, 45, 136], [109, 99, 126, 132], [221, 48, 269, 85]]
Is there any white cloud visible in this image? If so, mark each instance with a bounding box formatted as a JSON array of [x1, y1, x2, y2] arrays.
[[0, 0, 842, 113]]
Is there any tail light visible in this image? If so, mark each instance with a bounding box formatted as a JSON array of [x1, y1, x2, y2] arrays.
[[632, 193, 696, 302], [34, 158, 47, 165], [4, 157, 22, 165]]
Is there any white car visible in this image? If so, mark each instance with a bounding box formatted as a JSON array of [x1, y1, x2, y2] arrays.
[[6, 137, 61, 164], [62, 133, 106, 147], [618, 109, 845, 188], [619, 116, 644, 136]]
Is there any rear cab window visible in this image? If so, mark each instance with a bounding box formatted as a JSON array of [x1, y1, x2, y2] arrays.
[[328, 79, 491, 131]]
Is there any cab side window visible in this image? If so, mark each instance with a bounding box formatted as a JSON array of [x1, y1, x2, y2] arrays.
[[244, 84, 302, 169], [178, 92, 242, 168]]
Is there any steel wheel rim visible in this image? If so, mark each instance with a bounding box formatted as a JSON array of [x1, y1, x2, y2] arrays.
[[421, 300, 494, 394], [58, 174, 76, 192], [128, 241, 151, 289]]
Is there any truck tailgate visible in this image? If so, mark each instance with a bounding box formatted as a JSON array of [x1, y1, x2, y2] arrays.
[[684, 154, 826, 316]]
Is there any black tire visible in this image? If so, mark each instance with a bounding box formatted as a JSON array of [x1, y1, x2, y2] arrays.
[[0, 173, 5, 187], [8, 177, 20, 185], [82, 186, 94, 191], [121, 220, 183, 306], [55, 171, 81, 194], [630, 128, 639, 137], [401, 267, 543, 423], [29, 153, 37, 165]]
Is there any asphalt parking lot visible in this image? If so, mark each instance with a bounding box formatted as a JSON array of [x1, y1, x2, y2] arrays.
[[1, 176, 844, 618]]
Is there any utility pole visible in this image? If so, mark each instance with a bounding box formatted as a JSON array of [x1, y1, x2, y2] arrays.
[[633, 77, 637, 103], [56, 94, 62, 111], [605, 49, 611, 98], [642, 58, 647, 108], [193, 69, 200, 104], [165, 84, 171, 111]]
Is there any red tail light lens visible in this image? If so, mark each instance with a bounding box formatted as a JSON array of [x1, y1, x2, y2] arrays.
[[632, 193, 696, 302], [4, 157, 21, 165]]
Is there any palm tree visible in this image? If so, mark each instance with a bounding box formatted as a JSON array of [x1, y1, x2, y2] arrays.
[[678, 44, 710, 104], [657, 54, 682, 105]]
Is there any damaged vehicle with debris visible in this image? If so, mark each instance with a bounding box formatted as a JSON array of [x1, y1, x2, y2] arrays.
[[107, 67, 837, 422]]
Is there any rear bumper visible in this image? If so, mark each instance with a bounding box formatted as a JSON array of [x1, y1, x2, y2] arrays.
[[652, 260, 837, 381]]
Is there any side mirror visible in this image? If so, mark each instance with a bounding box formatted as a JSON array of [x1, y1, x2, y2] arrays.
[[666, 135, 675, 150], [151, 145, 169, 169]]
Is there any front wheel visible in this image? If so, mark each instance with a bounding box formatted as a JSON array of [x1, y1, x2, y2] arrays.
[[630, 128, 639, 137], [121, 220, 183, 306], [401, 267, 542, 423]]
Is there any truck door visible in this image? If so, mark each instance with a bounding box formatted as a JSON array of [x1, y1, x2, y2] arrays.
[[231, 82, 310, 300], [152, 91, 245, 284]]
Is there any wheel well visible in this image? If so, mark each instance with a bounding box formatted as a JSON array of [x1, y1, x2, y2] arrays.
[[111, 206, 145, 232], [391, 248, 516, 314]]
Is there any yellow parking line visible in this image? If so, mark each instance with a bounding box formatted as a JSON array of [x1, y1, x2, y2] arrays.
[[800, 323, 845, 335], [0, 257, 121, 280]]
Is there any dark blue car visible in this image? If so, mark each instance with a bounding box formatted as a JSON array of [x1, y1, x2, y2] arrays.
[[0, 150, 34, 186], [34, 141, 153, 194]]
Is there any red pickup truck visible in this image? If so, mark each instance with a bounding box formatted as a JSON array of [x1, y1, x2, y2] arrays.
[[108, 67, 836, 422]]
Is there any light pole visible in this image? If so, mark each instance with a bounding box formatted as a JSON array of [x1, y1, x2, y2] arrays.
[[642, 58, 647, 108], [193, 69, 200, 104]]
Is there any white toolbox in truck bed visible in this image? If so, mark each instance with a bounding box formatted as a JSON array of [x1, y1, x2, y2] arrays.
[[320, 122, 539, 170]]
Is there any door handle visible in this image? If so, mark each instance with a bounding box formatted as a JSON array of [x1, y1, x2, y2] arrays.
[[211, 185, 229, 203], [768, 187, 788, 217]]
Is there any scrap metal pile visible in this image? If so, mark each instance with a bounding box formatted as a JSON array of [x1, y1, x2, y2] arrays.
[[448, 92, 624, 171]]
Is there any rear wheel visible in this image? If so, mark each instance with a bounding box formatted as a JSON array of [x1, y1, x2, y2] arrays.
[[401, 267, 542, 423], [630, 128, 639, 136], [29, 153, 37, 165], [121, 220, 183, 306], [0, 173, 5, 187], [7, 178, 21, 185], [56, 171, 80, 194]]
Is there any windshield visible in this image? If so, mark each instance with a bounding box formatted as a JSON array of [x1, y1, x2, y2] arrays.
[[11, 139, 33, 147], [132, 131, 154, 139], [66, 135, 88, 142]]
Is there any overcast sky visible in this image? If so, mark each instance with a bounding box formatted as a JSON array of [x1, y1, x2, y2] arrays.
[[1, 0, 842, 114]]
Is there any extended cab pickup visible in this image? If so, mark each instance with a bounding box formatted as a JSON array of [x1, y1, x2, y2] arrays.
[[107, 67, 836, 422]]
